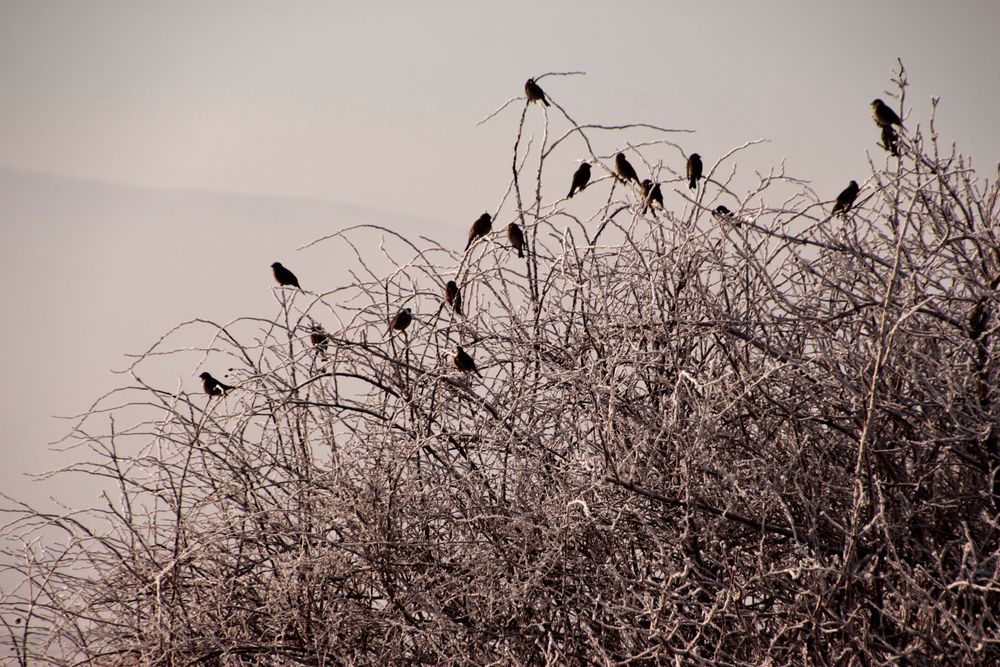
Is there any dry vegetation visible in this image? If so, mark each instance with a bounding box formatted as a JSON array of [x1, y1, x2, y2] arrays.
[[3, 66, 1000, 665]]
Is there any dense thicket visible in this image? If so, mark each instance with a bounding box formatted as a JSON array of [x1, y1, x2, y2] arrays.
[[3, 69, 999, 665]]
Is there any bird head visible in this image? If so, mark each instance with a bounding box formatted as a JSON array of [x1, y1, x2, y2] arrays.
[[455, 345, 464, 353], [198, 372, 211, 380], [446, 280, 457, 289], [641, 179, 653, 188], [526, 78, 535, 85], [850, 180, 859, 189], [690, 153, 701, 160], [271, 262, 282, 269], [403, 308, 411, 314], [871, 99, 883, 107]]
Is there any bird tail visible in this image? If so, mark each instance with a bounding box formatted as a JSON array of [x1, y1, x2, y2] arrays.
[[568, 187, 575, 198], [518, 248, 525, 258], [465, 237, 473, 251], [542, 98, 550, 107], [689, 179, 696, 190]]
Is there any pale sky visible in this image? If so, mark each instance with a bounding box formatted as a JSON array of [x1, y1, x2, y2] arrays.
[[1, 1, 999, 505]]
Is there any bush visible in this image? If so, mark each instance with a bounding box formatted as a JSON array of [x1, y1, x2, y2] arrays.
[[3, 64, 999, 665]]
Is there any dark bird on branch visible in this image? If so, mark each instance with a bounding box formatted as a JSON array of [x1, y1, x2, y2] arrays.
[[567, 162, 591, 198], [200, 372, 234, 397], [615, 153, 640, 185], [969, 298, 990, 340], [831, 180, 860, 217], [453, 346, 481, 377], [271, 262, 300, 289], [687, 153, 703, 190], [714, 205, 739, 226], [309, 325, 330, 355], [445, 280, 463, 316], [871, 98, 904, 129], [465, 213, 492, 251], [507, 222, 525, 258], [640, 179, 664, 213], [524, 78, 550, 106], [390, 308, 412, 332], [881, 125, 900, 157]]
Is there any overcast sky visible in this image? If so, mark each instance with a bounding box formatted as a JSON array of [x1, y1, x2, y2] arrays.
[[1, 1, 999, 507]]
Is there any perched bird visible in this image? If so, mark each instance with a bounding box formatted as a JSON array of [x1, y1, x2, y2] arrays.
[[445, 280, 463, 316], [714, 205, 739, 226], [309, 325, 330, 355], [507, 222, 526, 258], [465, 213, 492, 251], [687, 153, 703, 190], [640, 179, 664, 213], [199, 371, 233, 397], [969, 298, 990, 341], [390, 307, 413, 332], [271, 262, 300, 289], [524, 78, 550, 106], [453, 346, 482, 377], [881, 125, 900, 157], [831, 180, 860, 217], [871, 99, 904, 129], [615, 152, 640, 185], [567, 162, 591, 198]]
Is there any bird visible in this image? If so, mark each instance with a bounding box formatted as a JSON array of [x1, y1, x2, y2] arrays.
[[881, 125, 900, 157], [567, 162, 591, 198], [445, 280, 463, 316], [831, 180, 860, 217], [508, 222, 525, 258], [271, 262, 300, 289], [871, 99, 904, 129], [687, 153, 703, 190], [309, 325, 330, 355], [640, 179, 664, 213], [199, 371, 233, 397], [615, 153, 640, 185], [524, 78, 550, 106], [714, 205, 739, 227], [390, 307, 412, 332], [969, 298, 990, 340], [453, 346, 482, 377], [465, 213, 492, 251]]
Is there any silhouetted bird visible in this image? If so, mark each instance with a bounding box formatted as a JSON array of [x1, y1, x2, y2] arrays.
[[832, 180, 860, 217], [453, 346, 482, 377], [507, 222, 525, 258], [871, 99, 904, 129], [714, 205, 739, 226], [200, 372, 233, 397], [687, 153, 703, 190], [970, 298, 990, 340], [445, 280, 463, 316], [615, 153, 640, 185], [309, 325, 329, 355], [640, 179, 664, 213], [524, 78, 550, 106], [568, 162, 591, 198], [271, 262, 300, 289], [390, 307, 412, 332], [881, 125, 900, 157], [465, 213, 492, 251]]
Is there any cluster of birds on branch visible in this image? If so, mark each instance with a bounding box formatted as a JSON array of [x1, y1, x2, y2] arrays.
[[199, 81, 906, 399]]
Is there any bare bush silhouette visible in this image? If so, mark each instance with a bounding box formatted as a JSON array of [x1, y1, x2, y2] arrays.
[[3, 64, 999, 665]]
